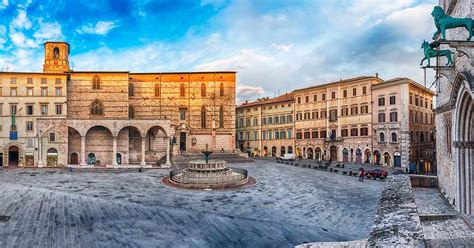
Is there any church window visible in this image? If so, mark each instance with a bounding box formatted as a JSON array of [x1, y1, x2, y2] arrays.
[[180, 83, 185, 97], [90, 100, 103, 115], [129, 84, 134, 96], [201, 106, 206, 128], [201, 83, 206, 97], [92, 75, 101, 90], [219, 83, 224, 96]]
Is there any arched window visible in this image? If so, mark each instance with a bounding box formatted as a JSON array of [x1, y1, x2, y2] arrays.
[[154, 84, 160, 97], [90, 100, 103, 115], [219, 83, 224, 96], [129, 83, 134, 96], [391, 133, 397, 143], [92, 75, 101, 90], [219, 106, 224, 128], [201, 106, 206, 128], [180, 83, 185, 97], [129, 106, 134, 119], [53, 47, 60, 59], [201, 83, 206, 97], [380, 132, 385, 142]]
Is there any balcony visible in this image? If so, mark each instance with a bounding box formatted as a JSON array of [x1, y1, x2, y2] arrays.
[[329, 115, 338, 122], [324, 137, 343, 143]]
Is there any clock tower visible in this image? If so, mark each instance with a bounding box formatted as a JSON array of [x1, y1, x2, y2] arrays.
[[43, 41, 70, 73]]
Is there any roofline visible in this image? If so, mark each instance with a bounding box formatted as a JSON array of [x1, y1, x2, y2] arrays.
[[44, 41, 70, 46], [236, 94, 294, 109], [70, 71, 130, 74], [0, 71, 67, 76], [372, 77, 436, 95], [129, 71, 237, 75], [292, 76, 383, 93]]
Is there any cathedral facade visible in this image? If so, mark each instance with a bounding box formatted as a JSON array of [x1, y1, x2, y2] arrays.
[[0, 42, 236, 168]]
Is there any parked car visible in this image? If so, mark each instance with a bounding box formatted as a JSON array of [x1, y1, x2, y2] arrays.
[[278, 153, 295, 161], [365, 169, 388, 179]]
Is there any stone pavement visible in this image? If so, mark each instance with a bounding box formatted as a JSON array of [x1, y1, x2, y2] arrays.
[[0, 160, 383, 248], [413, 188, 474, 247]]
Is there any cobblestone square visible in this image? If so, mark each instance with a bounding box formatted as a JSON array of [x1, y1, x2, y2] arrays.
[[0, 159, 383, 248]]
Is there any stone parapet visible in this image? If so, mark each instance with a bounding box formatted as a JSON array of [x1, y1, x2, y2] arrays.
[[367, 175, 424, 247]]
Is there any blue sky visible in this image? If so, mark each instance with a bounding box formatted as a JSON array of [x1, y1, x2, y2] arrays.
[[0, 0, 437, 102]]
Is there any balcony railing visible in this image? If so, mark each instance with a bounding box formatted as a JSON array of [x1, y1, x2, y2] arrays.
[[324, 137, 343, 143]]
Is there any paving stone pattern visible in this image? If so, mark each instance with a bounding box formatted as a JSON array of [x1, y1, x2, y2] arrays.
[[413, 188, 474, 247], [0, 160, 383, 248]]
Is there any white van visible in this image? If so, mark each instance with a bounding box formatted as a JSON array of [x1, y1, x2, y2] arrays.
[[279, 153, 295, 161]]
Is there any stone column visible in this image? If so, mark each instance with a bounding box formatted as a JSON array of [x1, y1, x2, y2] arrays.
[[140, 136, 146, 166], [80, 135, 86, 166], [37, 136, 43, 167], [166, 137, 171, 166], [112, 136, 118, 166]]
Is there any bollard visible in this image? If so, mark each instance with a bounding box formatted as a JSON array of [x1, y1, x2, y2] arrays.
[[139, 168, 142, 173]]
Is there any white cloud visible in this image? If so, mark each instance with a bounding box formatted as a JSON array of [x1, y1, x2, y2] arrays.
[[33, 21, 63, 42], [10, 9, 31, 29], [0, 0, 8, 9], [237, 85, 265, 95], [271, 43, 293, 52], [384, 4, 434, 37], [77, 21, 118, 35], [9, 31, 36, 48]]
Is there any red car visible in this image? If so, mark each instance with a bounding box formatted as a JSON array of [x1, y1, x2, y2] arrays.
[[365, 169, 388, 179]]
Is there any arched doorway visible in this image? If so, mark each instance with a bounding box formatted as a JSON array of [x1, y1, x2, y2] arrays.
[[146, 126, 168, 165], [8, 146, 19, 166], [356, 149, 362, 163], [87, 153, 96, 165], [453, 77, 474, 215], [330, 146, 337, 161], [303, 147, 306, 158], [271, 146, 277, 157], [263, 146, 268, 156], [394, 152, 401, 167], [86, 126, 113, 165], [342, 148, 349, 162], [315, 147, 321, 160], [383, 152, 391, 166], [350, 148, 354, 163], [364, 149, 371, 164], [116, 153, 122, 165], [373, 150, 381, 165], [287, 146, 293, 154], [280, 146, 286, 156], [69, 152, 79, 165], [307, 147, 314, 159], [117, 126, 141, 165], [47, 148, 58, 167]]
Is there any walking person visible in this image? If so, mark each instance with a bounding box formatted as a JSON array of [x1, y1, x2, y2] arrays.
[[359, 168, 365, 182]]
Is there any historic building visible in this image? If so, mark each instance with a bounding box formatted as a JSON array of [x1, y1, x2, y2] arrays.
[[371, 78, 435, 168], [236, 93, 294, 157], [0, 41, 236, 168], [433, 0, 473, 222], [293, 76, 382, 163]]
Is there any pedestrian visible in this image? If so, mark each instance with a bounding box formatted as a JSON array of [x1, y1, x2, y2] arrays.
[[359, 168, 365, 182]]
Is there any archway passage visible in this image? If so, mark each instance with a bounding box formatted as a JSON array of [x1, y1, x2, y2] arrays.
[[356, 149, 362, 164], [8, 146, 19, 167], [364, 149, 371, 164], [394, 152, 401, 167], [454, 86, 474, 216], [263, 146, 268, 156], [287, 146, 293, 154], [117, 126, 141, 165], [271, 146, 277, 157], [86, 125, 113, 166], [70, 153, 79, 165], [280, 146, 286, 156], [343, 148, 349, 162], [373, 151, 381, 165], [146, 126, 168, 165], [47, 148, 58, 167], [307, 147, 314, 159], [315, 147, 321, 160], [383, 152, 391, 166], [330, 146, 337, 161]]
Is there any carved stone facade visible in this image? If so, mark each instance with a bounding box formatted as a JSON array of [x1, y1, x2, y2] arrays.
[[0, 41, 236, 168], [435, 0, 474, 221]]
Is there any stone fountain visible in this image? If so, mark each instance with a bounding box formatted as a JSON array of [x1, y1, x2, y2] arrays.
[[164, 144, 254, 190]]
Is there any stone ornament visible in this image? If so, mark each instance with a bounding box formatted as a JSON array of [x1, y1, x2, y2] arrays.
[[431, 6, 474, 41], [420, 40, 453, 66]]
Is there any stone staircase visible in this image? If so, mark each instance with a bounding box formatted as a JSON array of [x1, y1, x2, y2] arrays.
[[172, 152, 254, 169]]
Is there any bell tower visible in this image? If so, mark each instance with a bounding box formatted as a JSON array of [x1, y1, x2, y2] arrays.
[[43, 41, 70, 73]]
